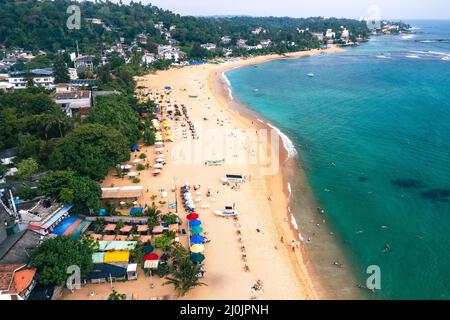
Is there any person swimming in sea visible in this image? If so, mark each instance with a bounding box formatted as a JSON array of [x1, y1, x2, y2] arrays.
[[383, 244, 391, 253]]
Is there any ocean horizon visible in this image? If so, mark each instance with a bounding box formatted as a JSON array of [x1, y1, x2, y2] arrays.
[[225, 20, 450, 299]]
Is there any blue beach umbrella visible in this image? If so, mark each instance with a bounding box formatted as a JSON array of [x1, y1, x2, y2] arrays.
[[190, 235, 205, 244], [188, 220, 202, 227]]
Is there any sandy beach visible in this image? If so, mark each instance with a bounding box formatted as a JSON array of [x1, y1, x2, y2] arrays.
[[62, 46, 344, 300]]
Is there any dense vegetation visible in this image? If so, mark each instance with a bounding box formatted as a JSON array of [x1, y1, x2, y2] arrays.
[[30, 236, 94, 285], [0, 0, 370, 59]]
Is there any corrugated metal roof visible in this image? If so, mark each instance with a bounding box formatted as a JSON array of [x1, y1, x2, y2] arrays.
[[97, 240, 137, 251]]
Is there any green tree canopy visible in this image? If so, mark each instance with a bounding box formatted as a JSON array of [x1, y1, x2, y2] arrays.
[[49, 123, 129, 180], [38, 170, 101, 214], [53, 54, 70, 83], [89, 95, 141, 145], [17, 157, 39, 180], [30, 236, 94, 286]]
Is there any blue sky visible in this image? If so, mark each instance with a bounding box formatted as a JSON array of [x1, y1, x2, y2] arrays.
[[111, 0, 450, 20]]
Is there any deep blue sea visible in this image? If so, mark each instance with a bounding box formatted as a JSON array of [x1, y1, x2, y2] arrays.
[[226, 20, 450, 299]]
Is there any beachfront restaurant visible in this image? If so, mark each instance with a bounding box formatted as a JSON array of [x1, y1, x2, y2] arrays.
[[28, 204, 73, 236], [101, 186, 143, 206], [87, 240, 138, 284]]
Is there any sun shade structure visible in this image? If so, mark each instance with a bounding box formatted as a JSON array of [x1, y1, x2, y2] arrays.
[[152, 225, 164, 234], [189, 220, 202, 227], [190, 226, 203, 234], [103, 251, 130, 263], [190, 253, 206, 264], [104, 224, 116, 232], [144, 253, 159, 261], [190, 235, 204, 244], [142, 244, 154, 254], [190, 244, 205, 253], [137, 225, 149, 232], [98, 241, 137, 251], [186, 213, 199, 221], [119, 225, 132, 233], [139, 235, 152, 244]]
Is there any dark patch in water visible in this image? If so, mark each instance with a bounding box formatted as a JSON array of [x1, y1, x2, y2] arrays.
[[421, 189, 450, 202], [391, 179, 426, 189], [358, 176, 369, 182]]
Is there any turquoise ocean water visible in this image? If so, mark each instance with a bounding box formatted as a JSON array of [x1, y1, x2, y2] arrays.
[[226, 20, 450, 299]]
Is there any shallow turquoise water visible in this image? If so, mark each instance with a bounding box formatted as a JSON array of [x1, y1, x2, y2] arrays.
[[226, 20, 450, 299]]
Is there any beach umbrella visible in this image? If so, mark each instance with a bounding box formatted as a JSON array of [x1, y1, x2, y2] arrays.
[[186, 213, 199, 220], [190, 235, 205, 244], [190, 244, 205, 253], [142, 244, 154, 254], [190, 226, 203, 234], [190, 253, 205, 264], [127, 171, 138, 177], [155, 148, 164, 152], [152, 169, 161, 175], [144, 253, 159, 261], [154, 163, 163, 169], [155, 142, 164, 146], [155, 158, 165, 163], [189, 220, 202, 227], [132, 159, 141, 163]]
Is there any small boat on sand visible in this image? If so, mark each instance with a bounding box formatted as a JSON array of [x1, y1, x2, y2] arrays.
[[214, 206, 240, 217]]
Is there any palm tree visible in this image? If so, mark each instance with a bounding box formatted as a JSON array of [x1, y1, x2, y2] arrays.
[[144, 203, 161, 220], [163, 258, 206, 297], [168, 242, 190, 263], [108, 289, 126, 300]]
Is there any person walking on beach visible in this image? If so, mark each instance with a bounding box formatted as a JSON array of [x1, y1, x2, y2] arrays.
[[291, 240, 296, 253], [280, 236, 284, 243]]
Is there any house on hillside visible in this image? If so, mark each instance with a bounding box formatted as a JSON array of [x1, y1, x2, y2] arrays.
[[51, 86, 92, 118], [8, 69, 55, 90], [73, 55, 94, 72], [200, 43, 217, 51]]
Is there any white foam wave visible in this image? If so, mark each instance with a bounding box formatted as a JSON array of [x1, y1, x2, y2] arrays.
[[402, 35, 415, 40], [406, 54, 420, 59], [266, 122, 298, 158], [376, 55, 390, 59], [221, 72, 234, 100]]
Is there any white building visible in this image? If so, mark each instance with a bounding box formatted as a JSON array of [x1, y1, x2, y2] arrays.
[[8, 69, 55, 90], [326, 29, 336, 39], [73, 55, 94, 71], [252, 27, 266, 35], [200, 43, 217, 51], [157, 45, 185, 62], [341, 28, 350, 40], [236, 39, 247, 48], [260, 39, 272, 48], [51, 88, 92, 118], [142, 52, 156, 65], [221, 36, 232, 44]]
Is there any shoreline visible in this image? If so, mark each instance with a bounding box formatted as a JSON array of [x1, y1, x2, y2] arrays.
[[210, 46, 367, 299]]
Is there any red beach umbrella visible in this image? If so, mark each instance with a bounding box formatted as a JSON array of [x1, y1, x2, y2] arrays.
[[186, 213, 199, 221], [144, 253, 159, 261]]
